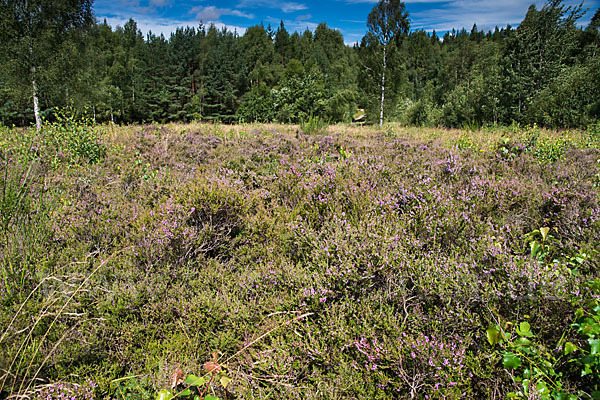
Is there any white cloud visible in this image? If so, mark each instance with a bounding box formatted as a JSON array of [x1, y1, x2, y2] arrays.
[[191, 5, 254, 21], [237, 0, 308, 13], [345, 0, 594, 33], [281, 2, 309, 12], [296, 13, 312, 21]]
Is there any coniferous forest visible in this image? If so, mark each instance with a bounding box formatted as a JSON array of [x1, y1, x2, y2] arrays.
[[1, 0, 599, 129]]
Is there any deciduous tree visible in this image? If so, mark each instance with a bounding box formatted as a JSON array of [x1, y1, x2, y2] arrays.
[[366, 0, 410, 126], [0, 0, 94, 130]]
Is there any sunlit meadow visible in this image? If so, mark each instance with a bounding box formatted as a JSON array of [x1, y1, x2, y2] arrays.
[[2, 118, 600, 399]]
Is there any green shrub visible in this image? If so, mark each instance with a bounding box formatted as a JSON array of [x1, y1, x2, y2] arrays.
[[300, 115, 328, 135], [42, 107, 106, 166]]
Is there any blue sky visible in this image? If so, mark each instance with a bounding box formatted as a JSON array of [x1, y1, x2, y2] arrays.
[[94, 0, 600, 44]]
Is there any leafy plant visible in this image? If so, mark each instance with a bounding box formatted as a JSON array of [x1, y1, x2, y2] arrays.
[[42, 107, 106, 166], [155, 354, 232, 400], [496, 137, 525, 159], [300, 115, 328, 135], [523, 227, 558, 262], [566, 279, 600, 398], [486, 320, 573, 399]]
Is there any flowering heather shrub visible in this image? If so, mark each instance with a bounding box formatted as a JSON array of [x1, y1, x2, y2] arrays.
[[37, 380, 97, 400], [2, 123, 600, 399], [394, 333, 471, 398]]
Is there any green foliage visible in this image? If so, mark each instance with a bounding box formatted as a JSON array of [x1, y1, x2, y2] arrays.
[[530, 137, 570, 163], [236, 83, 275, 123], [42, 107, 106, 166], [2, 0, 599, 129], [502, 0, 585, 125], [523, 227, 558, 262], [569, 280, 600, 396], [273, 68, 330, 123], [486, 319, 574, 399], [528, 64, 599, 128], [518, 124, 571, 163], [300, 115, 328, 135], [153, 366, 232, 400], [586, 122, 600, 148]]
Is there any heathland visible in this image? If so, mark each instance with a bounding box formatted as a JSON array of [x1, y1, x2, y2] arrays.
[[2, 119, 600, 399]]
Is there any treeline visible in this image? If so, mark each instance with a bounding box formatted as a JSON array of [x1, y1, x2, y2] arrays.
[[1, 0, 599, 128]]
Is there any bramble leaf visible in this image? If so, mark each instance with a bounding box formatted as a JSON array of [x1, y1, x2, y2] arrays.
[[514, 337, 532, 347], [487, 326, 501, 346], [503, 353, 522, 369], [564, 342, 577, 355], [156, 390, 174, 400], [184, 374, 206, 386], [220, 374, 232, 389], [517, 321, 533, 337]]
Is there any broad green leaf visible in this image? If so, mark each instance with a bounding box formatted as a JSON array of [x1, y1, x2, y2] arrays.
[[517, 321, 533, 337], [514, 337, 532, 347], [219, 374, 232, 389], [487, 326, 500, 346], [540, 227, 550, 241], [535, 380, 549, 397], [589, 338, 600, 355], [156, 390, 174, 400], [564, 342, 577, 355], [503, 353, 522, 369], [582, 322, 600, 337], [184, 374, 206, 386], [531, 242, 541, 258]]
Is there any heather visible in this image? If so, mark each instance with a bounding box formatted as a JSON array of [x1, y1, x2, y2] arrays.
[[2, 121, 600, 399]]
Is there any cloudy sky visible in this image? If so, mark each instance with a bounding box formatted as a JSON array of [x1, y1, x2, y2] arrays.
[[94, 0, 599, 44]]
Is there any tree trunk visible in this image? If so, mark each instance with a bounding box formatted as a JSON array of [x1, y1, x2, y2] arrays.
[[28, 15, 41, 131], [379, 44, 387, 127], [32, 69, 41, 131]]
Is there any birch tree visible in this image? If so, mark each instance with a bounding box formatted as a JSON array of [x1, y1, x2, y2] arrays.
[[0, 0, 93, 130], [367, 0, 409, 126]]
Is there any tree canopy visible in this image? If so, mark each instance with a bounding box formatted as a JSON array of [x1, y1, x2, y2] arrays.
[[0, 0, 598, 129]]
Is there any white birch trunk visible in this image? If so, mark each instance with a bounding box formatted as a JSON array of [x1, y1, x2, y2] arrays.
[[32, 76, 41, 131], [379, 44, 387, 128]]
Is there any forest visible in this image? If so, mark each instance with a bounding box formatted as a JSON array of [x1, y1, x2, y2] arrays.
[[1, 0, 599, 129]]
